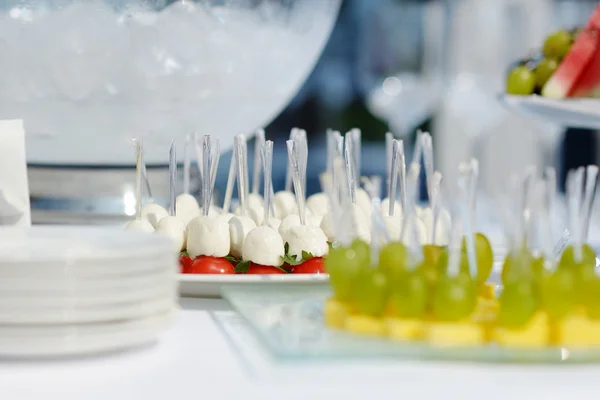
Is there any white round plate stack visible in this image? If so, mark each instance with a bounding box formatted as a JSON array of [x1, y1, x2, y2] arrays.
[[0, 225, 178, 358]]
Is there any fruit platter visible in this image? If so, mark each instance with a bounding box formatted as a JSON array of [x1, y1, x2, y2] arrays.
[[501, 4, 600, 129], [222, 147, 600, 362]]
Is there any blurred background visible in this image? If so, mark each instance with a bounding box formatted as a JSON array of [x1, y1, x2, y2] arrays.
[[250, 0, 600, 196], [19, 0, 600, 223]]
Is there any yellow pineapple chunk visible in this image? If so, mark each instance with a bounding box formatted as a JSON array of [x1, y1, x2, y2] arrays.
[[557, 314, 600, 348], [345, 315, 386, 337], [386, 318, 425, 342], [427, 321, 485, 347], [324, 298, 350, 329], [494, 312, 549, 348]]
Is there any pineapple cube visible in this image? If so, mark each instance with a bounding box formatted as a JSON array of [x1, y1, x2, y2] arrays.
[[324, 298, 350, 329], [427, 321, 485, 347], [345, 315, 387, 337], [557, 314, 600, 348], [494, 312, 549, 348], [386, 318, 425, 342]]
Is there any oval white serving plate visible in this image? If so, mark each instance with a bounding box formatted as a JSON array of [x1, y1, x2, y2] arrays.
[[178, 273, 330, 298], [499, 94, 600, 129]]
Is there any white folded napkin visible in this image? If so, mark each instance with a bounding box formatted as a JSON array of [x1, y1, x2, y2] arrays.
[[0, 120, 30, 226]]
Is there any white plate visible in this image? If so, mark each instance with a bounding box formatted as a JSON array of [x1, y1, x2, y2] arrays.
[[179, 274, 330, 298], [0, 225, 176, 264], [0, 311, 175, 358], [0, 285, 173, 307], [499, 94, 600, 129], [0, 270, 176, 293], [0, 261, 172, 279], [0, 297, 177, 325]]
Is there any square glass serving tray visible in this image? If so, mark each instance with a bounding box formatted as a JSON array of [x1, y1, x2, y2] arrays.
[[221, 284, 600, 364]]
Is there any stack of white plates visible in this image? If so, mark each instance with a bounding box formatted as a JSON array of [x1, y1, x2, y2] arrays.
[[0, 225, 178, 358]]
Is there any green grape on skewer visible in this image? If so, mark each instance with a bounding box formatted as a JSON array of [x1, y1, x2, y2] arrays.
[[461, 232, 494, 286], [502, 246, 534, 286], [354, 267, 389, 317], [432, 273, 476, 322], [498, 278, 540, 329], [584, 275, 600, 320], [327, 239, 370, 303], [422, 244, 445, 288], [390, 264, 428, 319], [432, 201, 476, 322], [558, 166, 597, 305], [558, 245, 596, 270], [541, 267, 576, 320], [378, 241, 408, 284]]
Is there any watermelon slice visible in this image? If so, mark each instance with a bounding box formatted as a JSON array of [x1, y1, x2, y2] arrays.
[[542, 5, 600, 98], [570, 30, 600, 97]]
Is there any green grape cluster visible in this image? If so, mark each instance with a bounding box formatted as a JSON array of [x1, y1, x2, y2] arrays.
[[506, 28, 576, 96], [328, 233, 494, 323]]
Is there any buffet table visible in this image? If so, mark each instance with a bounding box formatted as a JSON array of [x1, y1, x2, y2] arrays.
[[1, 297, 599, 400]]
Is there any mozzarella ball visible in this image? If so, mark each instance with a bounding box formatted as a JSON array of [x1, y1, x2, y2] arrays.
[[320, 203, 371, 243], [125, 219, 155, 233], [401, 215, 429, 246], [278, 214, 321, 239], [433, 209, 452, 246], [273, 191, 296, 219], [267, 217, 282, 231], [380, 198, 403, 217], [155, 216, 187, 251], [217, 212, 234, 223], [141, 203, 169, 228], [247, 193, 264, 210], [176, 193, 201, 225], [306, 192, 329, 217], [284, 225, 329, 262], [242, 226, 285, 267], [186, 215, 230, 258], [417, 206, 451, 246], [381, 214, 402, 241], [228, 216, 257, 259], [381, 214, 427, 245], [355, 188, 372, 214], [416, 206, 430, 222]]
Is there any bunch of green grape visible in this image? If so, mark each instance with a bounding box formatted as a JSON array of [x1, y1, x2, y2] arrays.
[[327, 239, 390, 317], [328, 232, 494, 321], [506, 28, 577, 96]]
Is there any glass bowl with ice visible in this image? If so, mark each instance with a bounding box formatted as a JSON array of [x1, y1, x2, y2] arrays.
[[1, 0, 341, 165]]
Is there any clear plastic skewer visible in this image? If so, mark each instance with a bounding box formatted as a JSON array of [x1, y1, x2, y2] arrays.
[[252, 129, 265, 195], [262, 140, 274, 227], [133, 139, 143, 221], [168, 141, 176, 217]]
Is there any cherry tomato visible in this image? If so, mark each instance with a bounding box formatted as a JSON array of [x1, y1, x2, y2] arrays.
[[292, 257, 326, 274], [246, 263, 287, 274], [186, 256, 235, 274], [179, 254, 193, 273]]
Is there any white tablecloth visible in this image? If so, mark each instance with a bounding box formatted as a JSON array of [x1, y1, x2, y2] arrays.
[[1, 298, 600, 400]]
